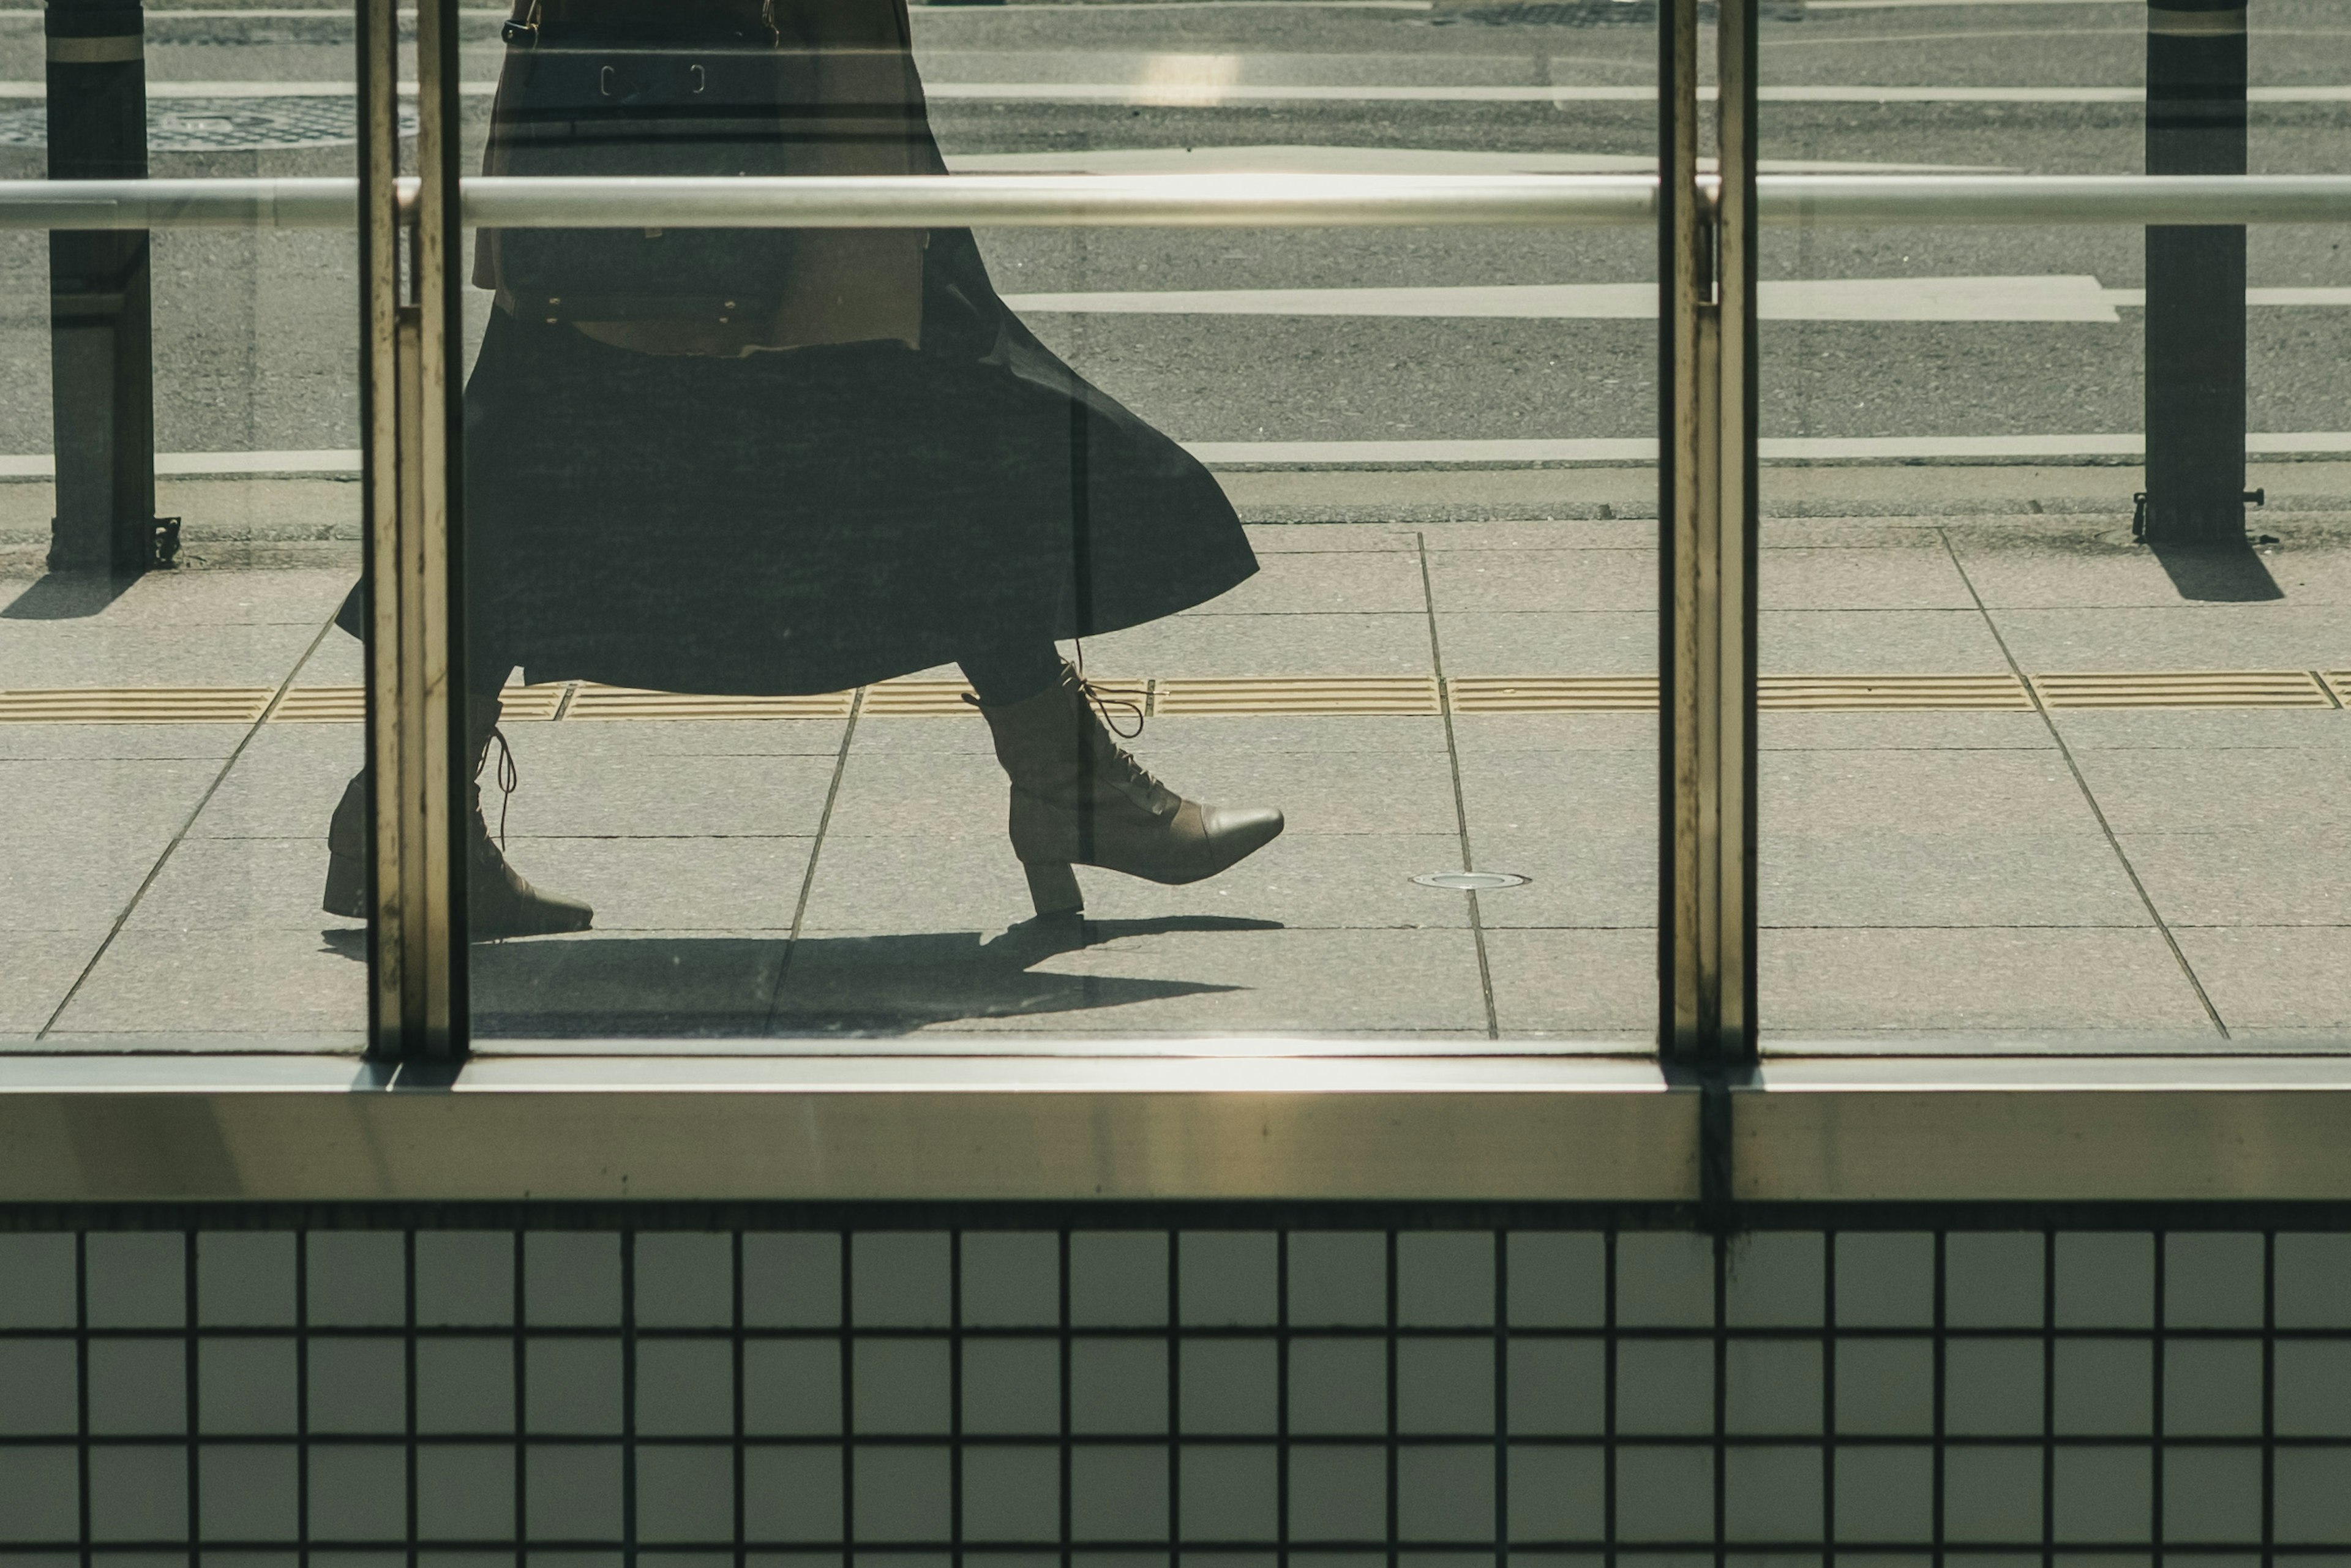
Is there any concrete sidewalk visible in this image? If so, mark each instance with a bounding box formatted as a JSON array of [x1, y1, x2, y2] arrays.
[[4, 463, 2350, 1050]]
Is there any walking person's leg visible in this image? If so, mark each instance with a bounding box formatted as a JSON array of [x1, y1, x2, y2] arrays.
[[958, 637, 1283, 918], [323, 657, 593, 939]]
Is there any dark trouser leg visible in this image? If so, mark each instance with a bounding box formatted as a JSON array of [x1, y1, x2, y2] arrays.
[[958, 639, 1065, 708]]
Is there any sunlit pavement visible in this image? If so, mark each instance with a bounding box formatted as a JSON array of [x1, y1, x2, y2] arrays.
[[4, 462, 2350, 1050]]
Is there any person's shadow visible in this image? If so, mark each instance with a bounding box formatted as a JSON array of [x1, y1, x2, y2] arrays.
[[326, 915, 1272, 1035]]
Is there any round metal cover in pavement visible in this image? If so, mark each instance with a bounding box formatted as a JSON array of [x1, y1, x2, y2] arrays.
[[1412, 871, 1530, 891]]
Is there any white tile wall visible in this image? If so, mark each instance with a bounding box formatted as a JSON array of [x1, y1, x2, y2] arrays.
[[0, 1226, 2343, 1556]]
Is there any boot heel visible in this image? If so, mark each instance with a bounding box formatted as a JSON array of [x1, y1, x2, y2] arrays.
[[323, 849, 367, 920], [1024, 860, 1084, 918]]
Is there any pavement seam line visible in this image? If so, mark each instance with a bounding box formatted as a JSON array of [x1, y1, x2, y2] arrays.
[[1417, 530, 1500, 1040], [765, 685, 863, 1033], [1935, 525, 2232, 1040], [35, 601, 344, 1040]]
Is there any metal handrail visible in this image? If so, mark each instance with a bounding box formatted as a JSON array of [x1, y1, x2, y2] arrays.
[[4, 172, 2351, 230]]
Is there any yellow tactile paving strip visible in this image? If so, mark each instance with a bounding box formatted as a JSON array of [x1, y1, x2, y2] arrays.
[[4, 671, 2351, 723]]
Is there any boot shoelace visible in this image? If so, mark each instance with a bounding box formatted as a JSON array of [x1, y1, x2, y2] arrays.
[[1068, 639, 1144, 741], [478, 726, 520, 850]]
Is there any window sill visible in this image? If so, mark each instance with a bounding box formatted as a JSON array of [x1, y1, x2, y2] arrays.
[[2, 1047, 2349, 1204]]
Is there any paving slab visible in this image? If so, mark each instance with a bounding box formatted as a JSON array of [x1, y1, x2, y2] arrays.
[[2047, 709, 2351, 752], [481, 749, 842, 840], [125, 836, 350, 934], [1425, 548, 1656, 614], [1133, 715, 1451, 756], [1758, 608, 2012, 674], [1449, 712, 1655, 754], [48, 927, 366, 1038], [2169, 927, 2351, 1035], [1241, 523, 1417, 555], [1480, 926, 1657, 1039], [0, 722, 246, 762], [1759, 711, 2055, 752], [1417, 519, 1657, 552], [0, 932, 105, 1037], [1080, 611, 1436, 677], [527, 718, 850, 760], [181, 726, 361, 841], [912, 926, 1493, 1036], [797, 830, 1088, 937], [1458, 828, 1655, 930], [1758, 748, 2098, 836], [471, 931, 790, 1038], [1760, 546, 1978, 611], [2066, 747, 2351, 833], [498, 835, 816, 934], [1949, 539, 2342, 610], [1989, 605, 2351, 672], [2117, 828, 2351, 928], [768, 921, 1273, 1035], [1762, 829, 2151, 929], [1, 835, 172, 931], [1196, 550, 1430, 615], [0, 620, 330, 688], [0, 757, 223, 843], [1458, 749, 1650, 842], [1758, 926, 2218, 1037], [1434, 610, 1656, 675]]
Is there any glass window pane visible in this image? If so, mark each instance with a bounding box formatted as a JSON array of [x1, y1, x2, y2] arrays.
[[1755, 0, 2351, 1046], [2, 0, 363, 1045], [452, 0, 1660, 1044]]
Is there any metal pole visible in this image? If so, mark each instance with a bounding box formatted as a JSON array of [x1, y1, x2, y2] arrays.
[[1663, 0, 1757, 1062], [2143, 0, 2249, 543], [44, 0, 168, 576], [359, 0, 467, 1060]]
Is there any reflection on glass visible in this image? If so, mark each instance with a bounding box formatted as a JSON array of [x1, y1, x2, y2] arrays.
[[427, 0, 1661, 1041], [2, 2, 364, 1046], [1755, 1, 2350, 1045]]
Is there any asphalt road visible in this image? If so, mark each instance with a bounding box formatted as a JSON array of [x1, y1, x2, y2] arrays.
[[0, 0, 2344, 460]]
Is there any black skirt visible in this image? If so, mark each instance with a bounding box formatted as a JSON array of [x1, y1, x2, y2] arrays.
[[342, 230, 1257, 696]]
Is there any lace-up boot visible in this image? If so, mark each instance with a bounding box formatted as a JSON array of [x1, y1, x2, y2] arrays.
[[974, 662, 1284, 917], [323, 699, 594, 939]]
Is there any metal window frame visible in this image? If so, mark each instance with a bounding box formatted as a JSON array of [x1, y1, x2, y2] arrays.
[[358, 0, 468, 1060], [4, 3, 2351, 1166]]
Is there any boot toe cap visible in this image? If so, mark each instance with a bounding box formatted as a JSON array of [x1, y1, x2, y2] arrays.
[[1203, 803, 1286, 865]]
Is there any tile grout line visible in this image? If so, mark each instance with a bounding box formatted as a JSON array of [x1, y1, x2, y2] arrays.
[[1416, 530, 1500, 1040], [1936, 527, 2232, 1040], [35, 602, 345, 1040], [763, 686, 864, 1032]]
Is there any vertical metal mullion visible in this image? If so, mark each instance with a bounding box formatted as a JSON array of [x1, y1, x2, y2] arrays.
[[1714, 0, 1760, 1055], [359, 0, 467, 1060], [415, 0, 471, 1022], [1659, 0, 1704, 1054], [1662, 0, 1759, 1062]]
